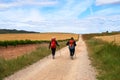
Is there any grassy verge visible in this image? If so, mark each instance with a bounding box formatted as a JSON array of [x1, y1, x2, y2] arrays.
[[86, 38, 120, 80], [0, 40, 68, 80], [82, 32, 120, 40]]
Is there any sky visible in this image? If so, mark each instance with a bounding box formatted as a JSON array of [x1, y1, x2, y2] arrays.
[[0, 0, 120, 34]]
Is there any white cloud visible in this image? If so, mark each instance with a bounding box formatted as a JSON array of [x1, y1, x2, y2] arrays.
[[92, 7, 120, 16], [44, 0, 94, 20], [0, 0, 58, 9], [0, 8, 45, 22], [96, 0, 120, 5], [80, 15, 120, 32], [0, 15, 120, 33], [23, 9, 45, 22]]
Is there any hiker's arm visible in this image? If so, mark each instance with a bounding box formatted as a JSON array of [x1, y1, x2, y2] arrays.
[[66, 41, 69, 45], [49, 42, 51, 49], [74, 41, 76, 46], [56, 41, 59, 46]]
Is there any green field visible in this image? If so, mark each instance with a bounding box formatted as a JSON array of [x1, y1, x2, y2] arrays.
[[83, 34, 120, 80]]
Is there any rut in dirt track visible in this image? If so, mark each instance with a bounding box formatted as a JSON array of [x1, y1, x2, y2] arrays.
[[4, 35, 97, 80]]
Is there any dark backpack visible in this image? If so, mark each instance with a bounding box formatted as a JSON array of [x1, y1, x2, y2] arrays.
[[51, 40, 56, 48]]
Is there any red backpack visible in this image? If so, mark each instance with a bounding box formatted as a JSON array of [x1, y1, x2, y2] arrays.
[[51, 40, 56, 48], [69, 40, 75, 49], [69, 40, 74, 46]]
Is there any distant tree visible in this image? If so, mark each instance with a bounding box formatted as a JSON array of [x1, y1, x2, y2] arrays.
[[106, 31, 109, 33]]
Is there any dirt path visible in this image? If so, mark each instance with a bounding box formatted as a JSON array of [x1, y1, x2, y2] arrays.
[[4, 35, 97, 80]]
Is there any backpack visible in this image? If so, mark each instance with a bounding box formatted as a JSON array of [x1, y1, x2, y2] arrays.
[[69, 40, 75, 49], [51, 40, 56, 48]]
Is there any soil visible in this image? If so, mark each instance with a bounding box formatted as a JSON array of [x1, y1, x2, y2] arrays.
[[0, 44, 40, 59]]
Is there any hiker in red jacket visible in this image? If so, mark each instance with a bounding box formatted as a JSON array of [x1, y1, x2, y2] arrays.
[[49, 37, 59, 59], [66, 37, 76, 59]]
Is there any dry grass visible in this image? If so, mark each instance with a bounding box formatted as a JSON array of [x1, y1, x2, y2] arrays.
[[94, 34, 120, 45], [0, 33, 78, 41]]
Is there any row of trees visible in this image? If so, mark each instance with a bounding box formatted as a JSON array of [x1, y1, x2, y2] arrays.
[[0, 29, 38, 34]]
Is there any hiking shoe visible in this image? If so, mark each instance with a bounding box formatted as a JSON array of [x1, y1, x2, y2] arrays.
[[52, 56, 55, 59], [71, 56, 73, 60]]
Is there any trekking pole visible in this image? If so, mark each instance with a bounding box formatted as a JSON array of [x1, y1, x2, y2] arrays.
[[59, 47, 61, 56], [74, 49, 76, 58], [75, 52, 76, 58]]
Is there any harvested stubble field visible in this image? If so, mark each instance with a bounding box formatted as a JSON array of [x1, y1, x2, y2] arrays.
[[94, 34, 120, 45], [0, 33, 78, 41]]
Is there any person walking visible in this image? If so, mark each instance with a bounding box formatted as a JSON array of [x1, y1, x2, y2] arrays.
[[66, 37, 76, 59], [49, 37, 59, 59]]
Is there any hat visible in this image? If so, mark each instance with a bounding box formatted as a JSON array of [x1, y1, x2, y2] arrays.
[[71, 37, 74, 40], [51, 37, 56, 40]]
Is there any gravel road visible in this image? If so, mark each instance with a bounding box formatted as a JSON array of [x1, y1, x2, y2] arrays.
[[4, 35, 97, 80]]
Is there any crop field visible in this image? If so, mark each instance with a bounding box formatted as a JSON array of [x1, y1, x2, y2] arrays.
[[0, 33, 78, 41], [0, 33, 78, 59], [94, 34, 120, 45]]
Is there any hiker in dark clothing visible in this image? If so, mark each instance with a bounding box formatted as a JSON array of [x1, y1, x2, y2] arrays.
[[49, 37, 59, 59], [66, 37, 76, 59]]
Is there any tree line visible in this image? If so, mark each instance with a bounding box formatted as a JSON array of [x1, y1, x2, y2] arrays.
[[0, 29, 38, 34]]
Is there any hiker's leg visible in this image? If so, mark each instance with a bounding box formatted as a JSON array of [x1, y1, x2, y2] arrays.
[[51, 49, 53, 56], [72, 48, 75, 56], [53, 48, 56, 56], [51, 48, 55, 56], [51, 48, 56, 59], [70, 49, 75, 59], [69, 49, 73, 56], [69, 49, 73, 59]]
